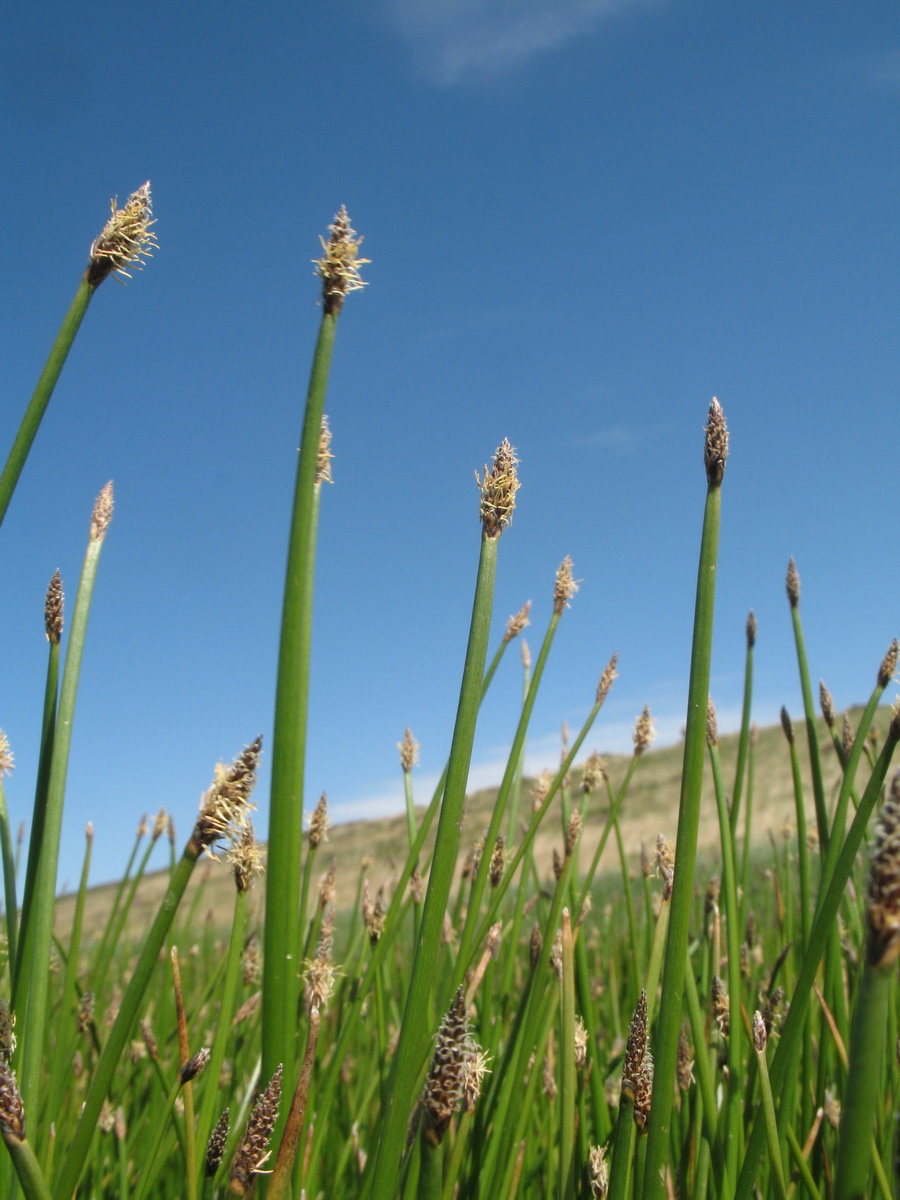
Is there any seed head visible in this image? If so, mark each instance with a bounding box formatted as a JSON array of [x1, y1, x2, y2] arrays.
[[228, 1065, 283, 1194], [703, 397, 728, 488], [489, 835, 506, 888], [879, 639, 899, 689], [581, 750, 606, 794], [785, 557, 800, 608], [746, 610, 757, 648], [0, 1064, 25, 1141], [194, 737, 262, 854], [820, 681, 835, 727], [308, 792, 329, 849], [711, 974, 729, 1036], [227, 820, 265, 892], [841, 714, 855, 761], [77, 991, 94, 1034], [0, 734, 12, 780], [504, 600, 531, 641], [316, 414, 334, 485], [566, 809, 582, 857], [622, 990, 648, 1101], [596, 652, 618, 706], [87, 181, 157, 286], [314, 206, 369, 314], [780, 706, 794, 744], [0, 1004, 15, 1064], [90, 481, 114, 542], [398, 727, 419, 774], [752, 1010, 767, 1054], [633, 707, 655, 757], [574, 1015, 589, 1069], [476, 438, 520, 538], [866, 796, 900, 969], [422, 987, 482, 1145], [589, 1145, 609, 1198], [45, 570, 63, 644], [180, 1047, 211, 1085], [706, 698, 718, 748], [553, 556, 578, 616], [633, 1049, 654, 1133], [205, 1108, 230, 1178], [677, 1025, 694, 1092]]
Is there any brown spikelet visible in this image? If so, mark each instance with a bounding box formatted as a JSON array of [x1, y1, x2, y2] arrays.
[[633, 707, 655, 757], [706, 698, 718, 747], [879, 639, 899, 689], [589, 1145, 609, 1197], [227, 820, 264, 892], [77, 991, 95, 1034], [581, 750, 606, 794], [422, 987, 480, 1145], [711, 974, 729, 1036], [553, 556, 578, 616], [842, 714, 855, 761], [752, 1010, 767, 1054], [633, 1049, 654, 1133], [597, 653, 618, 705], [865, 796, 900, 968], [746, 610, 757, 648], [398, 727, 419, 774], [703, 397, 728, 487], [0, 1064, 24, 1141], [476, 438, 520, 538], [45, 570, 63, 644], [780, 706, 794, 744], [90, 481, 114, 542], [308, 792, 329, 849], [229, 1065, 283, 1194], [655, 835, 675, 900], [314, 206, 369, 315], [86, 181, 157, 286], [566, 810, 583, 857], [785, 557, 800, 608], [489, 835, 506, 888], [0, 734, 12, 781], [193, 737, 262, 853], [530, 923, 543, 968], [622, 990, 648, 1101], [504, 600, 531, 641], [180, 1047, 211, 1084], [206, 1108, 230, 1177], [819, 681, 835, 727]]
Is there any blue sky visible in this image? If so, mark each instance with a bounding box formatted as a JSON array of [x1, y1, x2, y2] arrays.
[[1, 2, 898, 890]]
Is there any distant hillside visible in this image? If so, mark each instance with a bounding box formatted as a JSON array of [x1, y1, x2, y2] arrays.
[[53, 705, 896, 941]]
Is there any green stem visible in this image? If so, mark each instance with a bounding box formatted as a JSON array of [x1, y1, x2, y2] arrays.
[[643, 466, 723, 1200], [366, 533, 499, 1200], [0, 783, 18, 983], [0, 279, 95, 530], [17, 509, 109, 1132], [1, 1135, 53, 1200], [263, 311, 336, 1091], [52, 842, 204, 1200], [557, 911, 576, 1200]]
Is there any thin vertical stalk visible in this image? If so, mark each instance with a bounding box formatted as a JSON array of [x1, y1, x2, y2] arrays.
[[784, 560, 828, 851], [729, 612, 755, 837], [557, 910, 576, 1200], [644, 399, 728, 1200], [263, 206, 366, 1095], [0, 778, 18, 982], [16, 484, 113, 1128], [367, 531, 501, 1200]]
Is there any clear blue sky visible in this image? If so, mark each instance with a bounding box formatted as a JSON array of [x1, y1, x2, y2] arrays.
[[1, 2, 898, 890]]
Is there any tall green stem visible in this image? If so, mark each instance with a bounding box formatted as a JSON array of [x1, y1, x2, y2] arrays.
[[643, 400, 727, 1200], [0, 281, 94, 530]]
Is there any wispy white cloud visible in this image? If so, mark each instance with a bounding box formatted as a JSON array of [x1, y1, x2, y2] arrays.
[[579, 422, 674, 455], [384, 0, 655, 87]]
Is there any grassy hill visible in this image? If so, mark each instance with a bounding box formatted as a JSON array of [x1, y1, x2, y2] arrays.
[[52, 704, 895, 941]]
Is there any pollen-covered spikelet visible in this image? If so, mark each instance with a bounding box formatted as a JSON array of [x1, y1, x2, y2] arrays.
[[589, 1145, 609, 1197], [228, 1065, 283, 1194], [304, 906, 338, 1012], [597, 652, 618, 706], [504, 600, 531, 641], [316, 414, 334, 485], [633, 707, 655, 757], [398, 727, 419, 774], [308, 792, 329, 849], [553, 556, 578, 615], [45, 570, 63, 644], [865, 792, 900, 969], [476, 438, 519, 538], [227, 820, 265, 892], [0, 1063, 25, 1141], [622, 990, 648, 1102], [581, 750, 606, 795], [422, 987, 485, 1145], [0, 1004, 15, 1065], [489, 835, 506, 888], [703, 397, 728, 488], [314, 206, 369, 314], [193, 737, 262, 855], [87, 181, 157, 286], [205, 1108, 230, 1178]]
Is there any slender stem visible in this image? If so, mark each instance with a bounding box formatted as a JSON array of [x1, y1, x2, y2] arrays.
[[0, 279, 95, 530], [366, 534, 499, 1200], [643, 471, 723, 1200], [263, 312, 337, 1092]]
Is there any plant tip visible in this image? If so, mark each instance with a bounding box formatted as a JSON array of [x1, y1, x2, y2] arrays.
[[704, 397, 728, 487], [87, 181, 157, 286], [314, 205, 369, 314]]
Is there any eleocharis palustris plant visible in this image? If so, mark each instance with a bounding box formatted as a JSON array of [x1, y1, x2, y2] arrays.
[[0, 184, 156, 532], [643, 397, 728, 1200], [366, 438, 518, 1200], [262, 207, 368, 1100]]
